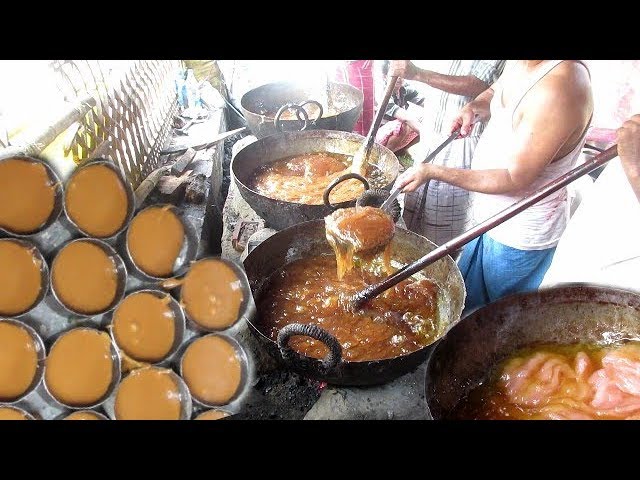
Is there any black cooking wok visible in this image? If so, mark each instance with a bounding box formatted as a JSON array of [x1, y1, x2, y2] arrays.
[[425, 284, 640, 419], [231, 130, 400, 231], [240, 81, 363, 139], [243, 219, 465, 386]]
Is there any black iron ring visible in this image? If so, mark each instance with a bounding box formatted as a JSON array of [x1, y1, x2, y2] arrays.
[[323, 173, 370, 211], [298, 100, 323, 124], [356, 188, 401, 223], [274, 103, 310, 133], [277, 323, 342, 372]]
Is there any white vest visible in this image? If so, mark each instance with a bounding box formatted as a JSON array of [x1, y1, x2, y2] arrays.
[[472, 60, 590, 250]]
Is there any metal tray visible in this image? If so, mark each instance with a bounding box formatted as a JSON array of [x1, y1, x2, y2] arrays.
[[1, 198, 254, 420]]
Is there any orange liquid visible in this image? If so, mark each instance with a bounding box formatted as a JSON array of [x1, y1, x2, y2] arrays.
[[115, 367, 182, 420], [250, 153, 374, 205], [325, 206, 395, 280], [0, 158, 55, 234], [0, 322, 38, 401], [52, 241, 118, 314], [451, 342, 640, 420], [182, 336, 242, 405], [182, 260, 244, 330], [259, 255, 440, 362], [127, 206, 185, 277], [195, 409, 230, 420], [45, 329, 113, 407], [65, 164, 128, 237], [0, 241, 42, 316], [0, 407, 30, 420], [112, 292, 175, 363], [64, 411, 104, 420]]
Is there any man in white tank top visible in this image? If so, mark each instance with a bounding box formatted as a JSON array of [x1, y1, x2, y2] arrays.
[[397, 60, 594, 313]]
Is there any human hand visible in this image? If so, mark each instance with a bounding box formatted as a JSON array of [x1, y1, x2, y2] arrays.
[[389, 61, 416, 80], [450, 104, 478, 138], [397, 164, 431, 192], [617, 114, 640, 176]]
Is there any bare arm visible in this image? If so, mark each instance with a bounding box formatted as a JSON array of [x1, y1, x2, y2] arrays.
[[399, 71, 589, 195], [617, 114, 640, 202], [413, 69, 489, 98], [390, 61, 491, 98]]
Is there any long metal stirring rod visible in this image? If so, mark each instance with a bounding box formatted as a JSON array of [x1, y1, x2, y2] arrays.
[[351, 76, 399, 176], [352, 144, 620, 308]]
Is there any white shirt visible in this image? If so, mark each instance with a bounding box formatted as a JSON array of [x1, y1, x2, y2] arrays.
[[541, 158, 640, 291]]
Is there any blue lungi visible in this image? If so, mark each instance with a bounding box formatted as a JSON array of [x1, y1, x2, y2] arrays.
[[458, 233, 556, 314]]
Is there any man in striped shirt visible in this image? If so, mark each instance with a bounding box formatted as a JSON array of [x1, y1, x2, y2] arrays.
[[390, 60, 506, 247]]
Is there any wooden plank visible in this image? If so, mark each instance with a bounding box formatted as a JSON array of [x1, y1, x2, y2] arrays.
[[171, 148, 197, 175], [158, 169, 193, 194]]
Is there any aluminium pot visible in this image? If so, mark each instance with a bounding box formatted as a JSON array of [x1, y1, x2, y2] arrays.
[[231, 130, 400, 231], [425, 284, 640, 419], [240, 81, 363, 139], [243, 219, 465, 386]]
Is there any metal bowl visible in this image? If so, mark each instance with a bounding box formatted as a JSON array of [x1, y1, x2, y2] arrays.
[[42, 326, 122, 411], [240, 81, 364, 139], [0, 155, 64, 237], [122, 204, 198, 282], [243, 219, 465, 386], [231, 129, 400, 230], [59, 409, 110, 420], [178, 257, 252, 333], [178, 333, 249, 409], [425, 284, 640, 419], [62, 158, 135, 241], [49, 238, 128, 318], [0, 238, 49, 318], [109, 289, 186, 366], [0, 318, 46, 405], [192, 408, 233, 420], [0, 405, 37, 420], [103, 366, 193, 420]]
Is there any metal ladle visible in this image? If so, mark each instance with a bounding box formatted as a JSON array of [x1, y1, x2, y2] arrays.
[[351, 76, 399, 177], [327, 127, 464, 255], [351, 144, 620, 308]]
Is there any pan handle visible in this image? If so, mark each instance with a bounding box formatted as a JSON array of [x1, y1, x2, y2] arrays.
[[323, 173, 370, 211], [298, 100, 323, 124], [274, 103, 310, 133], [277, 323, 342, 373]]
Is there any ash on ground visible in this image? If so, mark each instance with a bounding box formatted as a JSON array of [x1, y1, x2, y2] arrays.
[[230, 370, 323, 420]]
